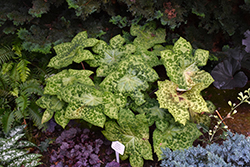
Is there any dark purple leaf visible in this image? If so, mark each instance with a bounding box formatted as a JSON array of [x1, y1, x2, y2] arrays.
[[211, 59, 248, 89], [55, 161, 64, 167], [47, 119, 57, 133], [243, 30, 250, 53], [89, 154, 100, 165], [105, 147, 114, 155], [60, 142, 69, 150], [105, 161, 120, 167]]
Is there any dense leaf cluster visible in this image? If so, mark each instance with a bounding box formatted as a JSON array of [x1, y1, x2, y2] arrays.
[[0, 125, 42, 167], [160, 131, 250, 167], [50, 127, 105, 167]]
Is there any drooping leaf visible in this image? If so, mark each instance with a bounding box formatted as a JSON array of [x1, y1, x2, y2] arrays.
[[87, 35, 136, 77], [155, 80, 211, 125], [211, 58, 248, 89], [160, 37, 213, 90], [100, 55, 159, 105], [48, 31, 99, 69], [17, 59, 30, 83], [102, 108, 153, 167], [2, 111, 14, 134], [153, 120, 202, 160]]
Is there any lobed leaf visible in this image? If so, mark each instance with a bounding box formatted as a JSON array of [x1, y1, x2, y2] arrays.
[[48, 31, 99, 69], [160, 37, 212, 90], [153, 120, 202, 160], [87, 35, 136, 77], [102, 108, 153, 167], [100, 55, 159, 105], [155, 80, 211, 125]]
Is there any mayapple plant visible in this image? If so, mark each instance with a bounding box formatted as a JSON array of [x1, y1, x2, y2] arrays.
[[36, 22, 214, 167]]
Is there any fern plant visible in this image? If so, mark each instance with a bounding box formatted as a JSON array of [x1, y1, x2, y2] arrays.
[[0, 44, 46, 134], [36, 22, 214, 167], [0, 125, 42, 167]]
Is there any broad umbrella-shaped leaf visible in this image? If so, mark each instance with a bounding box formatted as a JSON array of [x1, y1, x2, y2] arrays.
[[48, 31, 99, 69], [155, 80, 211, 125], [100, 55, 159, 105], [161, 37, 212, 90], [87, 35, 136, 77], [102, 108, 153, 167], [60, 84, 123, 127], [131, 22, 165, 67], [211, 58, 248, 89], [44, 69, 94, 97], [153, 120, 202, 159]]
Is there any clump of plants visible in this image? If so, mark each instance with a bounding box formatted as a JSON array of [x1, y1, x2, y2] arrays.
[[160, 131, 250, 166], [36, 22, 215, 166], [49, 127, 105, 167], [0, 125, 42, 167]]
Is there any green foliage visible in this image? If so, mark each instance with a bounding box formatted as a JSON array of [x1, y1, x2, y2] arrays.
[[0, 125, 42, 167], [0, 44, 46, 134], [102, 108, 153, 167], [36, 26, 214, 166]]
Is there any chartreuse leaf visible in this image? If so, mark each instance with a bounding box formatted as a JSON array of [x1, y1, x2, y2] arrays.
[[100, 55, 159, 105], [60, 84, 124, 128], [44, 69, 94, 97], [130, 22, 166, 67], [155, 80, 211, 125], [48, 31, 99, 69], [102, 108, 153, 167], [160, 37, 213, 90], [87, 34, 136, 77], [153, 119, 202, 160], [36, 95, 68, 127], [129, 97, 171, 132]]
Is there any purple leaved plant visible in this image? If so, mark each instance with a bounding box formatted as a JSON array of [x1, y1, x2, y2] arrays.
[[50, 127, 104, 166]]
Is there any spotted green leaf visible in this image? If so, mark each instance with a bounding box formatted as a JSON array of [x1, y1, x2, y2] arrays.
[[36, 95, 65, 124], [155, 80, 211, 125], [130, 97, 171, 132], [60, 84, 123, 127], [100, 55, 159, 105], [153, 120, 202, 159], [160, 37, 213, 90], [131, 22, 165, 67], [44, 69, 94, 97], [87, 35, 136, 77], [48, 31, 99, 69], [102, 108, 153, 167]]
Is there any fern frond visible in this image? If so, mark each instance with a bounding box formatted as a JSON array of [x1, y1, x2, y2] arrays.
[[0, 72, 10, 90], [0, 45, 14, 65], [17, 59, 31, 83], [1, 111, 14, 134], [27, 102, 46, 130], [10, 63, 20, 83], [19, 79, 43, 96], [15, 92, 30, 113]]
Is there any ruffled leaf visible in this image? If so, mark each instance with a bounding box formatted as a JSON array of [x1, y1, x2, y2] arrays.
[[211, 58, 248, 89]]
